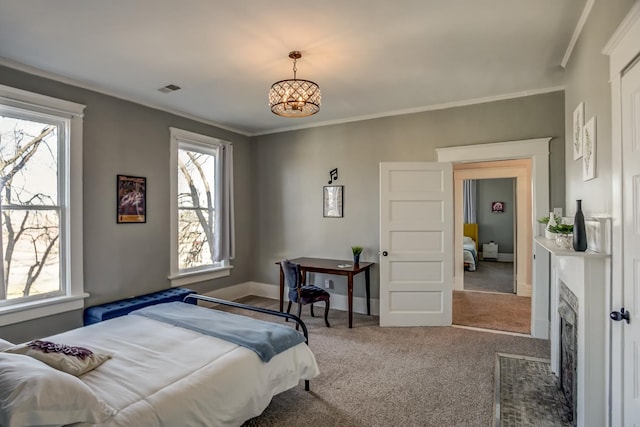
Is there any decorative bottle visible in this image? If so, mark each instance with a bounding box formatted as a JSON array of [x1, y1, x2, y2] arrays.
[[572, 200, 587, 251], [547, 212, 557, 230]]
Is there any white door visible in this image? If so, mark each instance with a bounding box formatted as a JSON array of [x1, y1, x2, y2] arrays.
[[621, 56, 640, 426], [379, 162, 453, 326]]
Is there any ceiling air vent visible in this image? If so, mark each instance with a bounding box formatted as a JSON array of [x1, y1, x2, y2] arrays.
[[158, 84, 181, 94]]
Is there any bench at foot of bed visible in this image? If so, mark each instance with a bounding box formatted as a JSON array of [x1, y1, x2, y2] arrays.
[[83, 287, 195, 326]]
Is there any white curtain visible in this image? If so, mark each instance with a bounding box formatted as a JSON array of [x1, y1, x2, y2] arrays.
[[213, 143, 235, 262], [463, 179, 477, 223]]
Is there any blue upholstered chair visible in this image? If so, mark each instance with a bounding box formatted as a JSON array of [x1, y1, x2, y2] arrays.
[[281, 259, 330, 327]]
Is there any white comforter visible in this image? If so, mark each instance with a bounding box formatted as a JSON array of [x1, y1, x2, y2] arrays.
[[46, 314, 319, 426]]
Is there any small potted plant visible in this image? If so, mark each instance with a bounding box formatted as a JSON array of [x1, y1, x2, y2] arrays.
[[351, 246, 363, 265]]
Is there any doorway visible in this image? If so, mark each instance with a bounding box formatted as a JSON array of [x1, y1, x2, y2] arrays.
[[462, 177, 516, 295], [437, 138, 551, 339], [453, 162, 531, 334]]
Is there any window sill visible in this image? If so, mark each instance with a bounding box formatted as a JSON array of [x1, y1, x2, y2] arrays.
[[169, 265, 232, 287], [0, 293, 89, 327]]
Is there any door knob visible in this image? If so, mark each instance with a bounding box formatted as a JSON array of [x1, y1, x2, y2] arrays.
[[382, 251, 388, 256], [610, 308, 630, 324]]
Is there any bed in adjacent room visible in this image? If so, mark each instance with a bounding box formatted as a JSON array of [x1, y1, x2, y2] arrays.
[[463, 223, 479, 271], [0, 295, 319, 427]]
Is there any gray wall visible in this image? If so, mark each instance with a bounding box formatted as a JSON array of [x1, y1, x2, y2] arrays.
[[563, 0, 636, 217], [0, 65, 253, 343], [476, 178, 515, 254], [251, 91, 565, 299]]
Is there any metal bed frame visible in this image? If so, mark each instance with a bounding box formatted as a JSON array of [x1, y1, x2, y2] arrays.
[[183, 294, 311, 391]]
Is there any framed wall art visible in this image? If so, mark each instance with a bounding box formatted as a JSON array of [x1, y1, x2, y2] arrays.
[[573, 102, 584, 160], [583, 117, 596, 181], [117, 174, 146, 223], [491, 201, 505, 213], [323, 185, 343, 218]]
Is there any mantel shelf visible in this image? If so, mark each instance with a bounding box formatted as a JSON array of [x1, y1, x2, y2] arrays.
[[534, 236, 610, 258]]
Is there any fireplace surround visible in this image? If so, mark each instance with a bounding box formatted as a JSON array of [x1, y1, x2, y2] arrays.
[[535, 221, 610, 427]]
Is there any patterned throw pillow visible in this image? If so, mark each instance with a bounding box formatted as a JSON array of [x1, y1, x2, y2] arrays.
[[5, 340, 110, 376]]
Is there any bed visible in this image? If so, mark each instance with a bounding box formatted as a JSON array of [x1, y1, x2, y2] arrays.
[[463, 223, 479, 271], [0, 295, 319, 427]]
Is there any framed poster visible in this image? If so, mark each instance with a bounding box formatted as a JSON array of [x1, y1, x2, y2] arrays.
[[117, 175, 146, 223], [323, 185, 343, 218], [491, 201, 505, 213]]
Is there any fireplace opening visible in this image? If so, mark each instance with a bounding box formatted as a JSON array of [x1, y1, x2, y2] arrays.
[[559, 282, 578, 424]]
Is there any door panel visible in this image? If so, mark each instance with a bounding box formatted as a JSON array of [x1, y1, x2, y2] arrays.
[[622, 57, 640, 426], [380, 162, 453, 326]]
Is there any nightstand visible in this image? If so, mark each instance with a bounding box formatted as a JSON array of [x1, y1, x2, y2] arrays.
[[483, 242, 498, 260]]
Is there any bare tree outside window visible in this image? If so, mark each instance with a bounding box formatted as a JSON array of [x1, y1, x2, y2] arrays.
[[0, 115, 61, 302], [177, 148, 217, 270]]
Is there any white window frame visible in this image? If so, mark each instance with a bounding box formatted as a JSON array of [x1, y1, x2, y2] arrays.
[[169, 128, 232, 286], [0, 84, 86, 326]]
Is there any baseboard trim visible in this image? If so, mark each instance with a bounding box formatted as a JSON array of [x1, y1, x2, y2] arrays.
[[204, 282, 380, 316], [497, 253, 514, 262]]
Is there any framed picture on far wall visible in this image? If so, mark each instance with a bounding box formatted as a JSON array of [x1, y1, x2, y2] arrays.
[[491, 201, 505, 213], [323, 185, 343, 218], [117, 175, 146, 223]]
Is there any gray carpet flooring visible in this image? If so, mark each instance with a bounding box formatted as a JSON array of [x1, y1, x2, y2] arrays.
[[465, 261, 515, 294], [220, 296, 550, 427]]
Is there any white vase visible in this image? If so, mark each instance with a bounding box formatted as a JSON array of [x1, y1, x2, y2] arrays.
[[545, 229, 556, 240]]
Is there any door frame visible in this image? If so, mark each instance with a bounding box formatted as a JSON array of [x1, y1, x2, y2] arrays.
[[603, 3, 640, 425], [453, 160, 531, 297], [436, 138, 551, 339]]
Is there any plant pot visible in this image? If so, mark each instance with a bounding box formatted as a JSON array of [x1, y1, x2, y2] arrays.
[[353, 254, 360, 265], [555, 233, 573, 249], [545, 229, 556, 240]]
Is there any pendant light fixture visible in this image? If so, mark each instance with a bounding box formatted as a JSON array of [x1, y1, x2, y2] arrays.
[[268, 51, 321, 117]]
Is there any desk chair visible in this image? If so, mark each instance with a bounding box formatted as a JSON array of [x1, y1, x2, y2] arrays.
[[281, 259, 331, 327]]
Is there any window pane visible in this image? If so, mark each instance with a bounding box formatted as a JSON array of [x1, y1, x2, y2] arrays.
[[0, 116, 59, 206], [177, 148, 216, 208], [1, 209, 61, 302], [178, 208, 213, 269]]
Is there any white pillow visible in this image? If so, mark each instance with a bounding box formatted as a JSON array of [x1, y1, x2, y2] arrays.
[[0, 353, 117, 427], [463, 236, 474, 245], [0, 338, 13, 352]]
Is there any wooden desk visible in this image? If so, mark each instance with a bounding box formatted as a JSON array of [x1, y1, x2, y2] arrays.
[[277, 257, 374, 328]]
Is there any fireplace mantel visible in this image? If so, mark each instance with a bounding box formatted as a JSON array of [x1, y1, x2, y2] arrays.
[[535, 235, 611, 427]]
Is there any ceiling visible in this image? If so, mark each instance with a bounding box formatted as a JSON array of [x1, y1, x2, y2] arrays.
[[0, 1, 586, 136]]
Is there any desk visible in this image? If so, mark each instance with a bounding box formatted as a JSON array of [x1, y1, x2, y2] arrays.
[[277, 257, 374, 328]]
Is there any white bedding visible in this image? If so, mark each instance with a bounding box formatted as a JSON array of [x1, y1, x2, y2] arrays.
[[42, 314, 319, 426], [463, 241, 477, 271]]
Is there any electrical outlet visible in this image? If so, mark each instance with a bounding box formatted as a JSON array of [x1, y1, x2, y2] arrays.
[[324, 279, 333, 289], [553, 207, 563, 219]]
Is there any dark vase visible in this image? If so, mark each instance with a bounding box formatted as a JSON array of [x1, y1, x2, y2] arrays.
[[573, 200, 587, 251], [353, 254, 360, 265]]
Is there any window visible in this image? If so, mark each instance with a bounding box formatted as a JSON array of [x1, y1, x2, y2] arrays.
[[169, 128, 234, 286], [0, 84, 85, 326]]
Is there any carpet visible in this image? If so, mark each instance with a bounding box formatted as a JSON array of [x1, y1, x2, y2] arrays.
[[493, 353, 572, 426], [453, 290, 531, 334], [464, 261, 514, 294], [213, 296, 550, 426]]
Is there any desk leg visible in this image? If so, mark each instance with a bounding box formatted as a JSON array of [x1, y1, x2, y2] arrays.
[[348, 273, 354, 328], [279, 266, 284, 312], [365, 267, 371, 316]]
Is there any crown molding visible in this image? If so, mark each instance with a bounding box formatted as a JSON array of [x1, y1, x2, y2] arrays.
[[251, 86, 565, 136], [561, 0, 595, 68], [0, 57, 251, 137]]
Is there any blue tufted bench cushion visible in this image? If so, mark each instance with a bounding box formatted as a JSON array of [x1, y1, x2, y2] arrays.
[[83, 288, 196, 326]]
